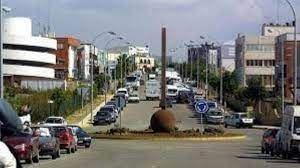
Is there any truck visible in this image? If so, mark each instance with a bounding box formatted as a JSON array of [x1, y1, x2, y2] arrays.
[[145, 80, 160, 100], [280, 105, 300, 158]]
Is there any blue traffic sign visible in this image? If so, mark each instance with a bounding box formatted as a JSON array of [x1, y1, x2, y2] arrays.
[[195, 101, 208, 114]]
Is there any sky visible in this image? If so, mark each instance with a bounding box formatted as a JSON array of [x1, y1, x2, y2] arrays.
[[4, 0, 300, 59]]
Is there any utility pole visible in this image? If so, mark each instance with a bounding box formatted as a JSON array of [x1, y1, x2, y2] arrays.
[[0, 0, 3, 99], [90, 45, 94, 123], [160, 27, 167, 110], [205, 44, 209, 100]]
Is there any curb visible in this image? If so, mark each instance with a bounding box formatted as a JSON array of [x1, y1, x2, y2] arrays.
[[252, 125, 280, 130], [77, 95, 114, 128], [91, 135, 246, 141]]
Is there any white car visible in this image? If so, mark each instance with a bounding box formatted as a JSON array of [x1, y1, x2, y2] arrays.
[[116, 88, 129, 100], [224, 113, 253, 128], [205, 109, 224, 124], [43, 116, 67, 126], [104, 105, 119, 118], [128, 93, 140, 103]]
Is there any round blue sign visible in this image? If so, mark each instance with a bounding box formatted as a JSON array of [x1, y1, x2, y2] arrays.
[[195, 101, 208, 114]]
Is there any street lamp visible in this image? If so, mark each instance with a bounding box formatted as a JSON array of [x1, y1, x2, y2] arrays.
[[105, 36, 124, 103], [0, 2, 12, 99], [90, 31, 116, 123], [268, 28, 284, 114], [282, 0, 297, 105]]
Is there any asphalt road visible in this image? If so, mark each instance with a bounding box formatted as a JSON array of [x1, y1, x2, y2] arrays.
[[23, 84, 300, 168]]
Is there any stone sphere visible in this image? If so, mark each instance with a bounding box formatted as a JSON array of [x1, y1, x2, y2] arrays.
[[150, 109, 176, 133]]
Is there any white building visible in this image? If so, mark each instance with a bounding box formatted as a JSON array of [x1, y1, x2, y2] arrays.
[[77, 43, 99, 81], [107, 45, 154, 70], [3, 17, 57, 85]]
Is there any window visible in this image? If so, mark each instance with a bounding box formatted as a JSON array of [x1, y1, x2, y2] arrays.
[[57, 43, 64, 49]]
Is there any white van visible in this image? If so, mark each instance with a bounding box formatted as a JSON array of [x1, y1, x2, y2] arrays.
[[280, 105, 300, 158], [145, 80, 160, 100], [167, 85, 178, 102]]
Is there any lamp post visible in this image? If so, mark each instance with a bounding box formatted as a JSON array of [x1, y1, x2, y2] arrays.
[[90, 31, 116, 123], [0, 2, 11, 99], [105, 37, 124, 103], [282, 0, 297, 105]]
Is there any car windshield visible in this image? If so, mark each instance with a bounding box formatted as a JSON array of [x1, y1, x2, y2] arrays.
[[126, 77, 137, 82], [207, 102, 216, 108], [39, 127, 51, 137], [294, 117, 300, 134], [240, 114, 248, 118], [52, 127, 67, 135], [209, 111, 222, 116], [97, 111, 109, 116], [45, 118, 63, 123], [168, 89, 177, 94], [118, 91, 127, 94]]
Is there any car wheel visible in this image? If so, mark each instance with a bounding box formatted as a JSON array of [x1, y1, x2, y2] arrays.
[[265, 147, 269, 154], [75, 145, 78, 151], [270, 149, 275, 157], [224, 123, 228, 128], [32, 152, 39, 163], [57, 149, 61, 158], [26, 152, 33, 164], [71, 146, 75, 153], [261, 147, 265, 154], [52, 152, 57, 160], [236, 123, 241, 129], [67, 147, 71, 154]]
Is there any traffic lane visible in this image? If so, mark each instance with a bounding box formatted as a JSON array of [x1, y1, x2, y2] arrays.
[[34, 133, 299, 168], [22, 146, 94, 168]]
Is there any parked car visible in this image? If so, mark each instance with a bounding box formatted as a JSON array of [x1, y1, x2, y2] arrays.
[[3, 131, 40, 164], [32, 126, 60, 159], [261, 128, 279, 155], [100, 106, 117, 121], [68, 125, 92, 148], [116, 88, 129, 100], [93, 111, 115, 125], [205, 109, 224, 124], [43, 116, 67, 126], [280, 105, 300, 159], [128, 92, 140, 103], [177, 90, 194, 104], [106, 101, 121, 113], [52, 126, 76, 154], [224, 113, 254, 128]]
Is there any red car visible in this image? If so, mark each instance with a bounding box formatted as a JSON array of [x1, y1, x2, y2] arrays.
[[52, 126, 76, 154], [3, 131, 40, 164], [261, 129, 279, 154]]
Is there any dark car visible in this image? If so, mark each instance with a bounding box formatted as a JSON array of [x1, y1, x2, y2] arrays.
[[177, 91, 194, 104], [32, 126, 60, 159], [94, 111, 114, 125], [261, 129, 279, 155], [106, 101, 121, 113], [68, 125, 92, 148], [52, 126, 76, 154], [3, 131, 40, 164]]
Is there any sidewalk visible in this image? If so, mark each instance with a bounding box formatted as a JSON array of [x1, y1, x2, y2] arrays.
[[77, 95, 114, 128]]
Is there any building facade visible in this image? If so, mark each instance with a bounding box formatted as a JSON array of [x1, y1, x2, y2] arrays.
[[55, 37, 80, 79], [77, 43, 99, 81], [235, 23, 294, 89], [107, 45, 154, 71], [275, 33, 300, 103], [3, 17, 57, 85]]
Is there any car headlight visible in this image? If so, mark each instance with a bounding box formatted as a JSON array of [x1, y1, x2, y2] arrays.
[[14, 144, 26, 150]]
